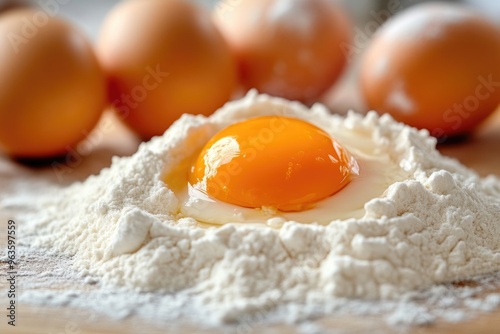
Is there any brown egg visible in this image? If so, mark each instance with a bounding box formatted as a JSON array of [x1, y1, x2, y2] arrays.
[[97, 0, 238, 139], [215, 0, 352, 104], [360, 3, 500, 138], [0, 8, 106, 158]]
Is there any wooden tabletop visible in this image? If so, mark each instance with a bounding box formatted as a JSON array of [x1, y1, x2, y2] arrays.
[[1, 101, 500, 334]]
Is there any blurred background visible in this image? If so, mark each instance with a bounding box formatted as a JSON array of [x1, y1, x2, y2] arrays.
[[2, 0, 499, 42], [0, 0, 500, 178]]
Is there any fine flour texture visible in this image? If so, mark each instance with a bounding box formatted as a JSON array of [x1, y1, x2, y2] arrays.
[[3, 91, 500, 327]]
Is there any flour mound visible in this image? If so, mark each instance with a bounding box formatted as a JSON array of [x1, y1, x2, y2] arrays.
[[20, 91, 500, 322]]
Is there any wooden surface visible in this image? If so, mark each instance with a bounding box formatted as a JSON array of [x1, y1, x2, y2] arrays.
[[1, 108, 500, 334]]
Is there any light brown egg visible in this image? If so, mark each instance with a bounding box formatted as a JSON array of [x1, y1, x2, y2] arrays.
[[97, 0, 238, 139], [215, 0, 352, 104], [360, 3, 500, 138], [0, 8, 106, 158]]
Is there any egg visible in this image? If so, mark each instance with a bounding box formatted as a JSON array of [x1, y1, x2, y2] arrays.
[[163, 94, 408, 226], [360, 3, 500, 138], [214, 0, 351, 103], [97, 0, 238, 139], [0, 8, 106, 158]]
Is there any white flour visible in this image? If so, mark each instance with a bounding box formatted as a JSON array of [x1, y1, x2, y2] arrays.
[[3, 91, 500, 328]]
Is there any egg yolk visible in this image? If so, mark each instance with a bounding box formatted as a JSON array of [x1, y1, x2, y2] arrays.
[[189, 116, 356, 211]]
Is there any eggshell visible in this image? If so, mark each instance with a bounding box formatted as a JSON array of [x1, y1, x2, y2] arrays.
[[215, 0, 352, 104], [0, 8, 106, 158], [360, 3, 500, 138], [97, 0, 238, 139]]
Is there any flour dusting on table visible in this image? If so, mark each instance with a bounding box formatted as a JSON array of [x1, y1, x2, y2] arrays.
[[2, 91, 500, 327]]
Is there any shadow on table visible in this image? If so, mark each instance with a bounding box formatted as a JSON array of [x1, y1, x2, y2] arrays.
[[439, 114, 500, 177], [0, 145, 139, 186]]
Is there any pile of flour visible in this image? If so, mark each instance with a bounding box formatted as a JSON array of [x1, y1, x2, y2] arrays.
[[5, 91, 500, 326]]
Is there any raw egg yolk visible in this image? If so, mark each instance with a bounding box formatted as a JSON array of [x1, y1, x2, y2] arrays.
[[189, 116, 356, 211]]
